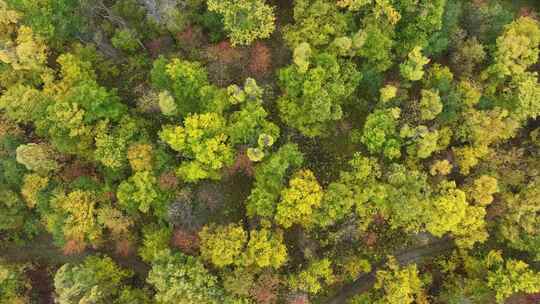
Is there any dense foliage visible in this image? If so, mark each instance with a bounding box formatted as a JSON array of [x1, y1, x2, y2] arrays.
[[1, 0, 540, 303]]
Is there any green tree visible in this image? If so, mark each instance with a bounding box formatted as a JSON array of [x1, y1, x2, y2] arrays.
[[354, 19, 395, 72], [400, 125, 441, 159], [0, 187, 29, 235], [37, 100, 94, 157], [138, 224, 173, 263], [498, 178, 540, 259], [509, 71, 540, 121], [5, 0, 85, 45], [34, 53, 128, 157], [94, 116, 147, 170], [207, 0, 275, 46], [116, 287, 153, 304], [0, 84, 47, 123], [436, 251, 527, 303], [117, 171, 166, 217], [400, 46, 430, 81], [47, 54, 127, 123], [283, 0, 348, 49], [15, 143, 58, 173], [45, 190, 103, 249], [226, 78, 279, 146], [383, 164, 431, 232], [289, 258, 335, 295], [361, 108, 402, 159], [147, 249, 223, 304], [150, 57, 215, 116], [485, 251, 540, 303], [393, 0, 446, 56], [419, 89, 443, 120], [159, 112, 234, 182], [336, 0, 371, 11], [313, 154, 380, 229], [0, 260, 29, 304], [54, 256, 132, 304], [278, 53, 361, 137], [246, 144, 304, 218], [493, 17, 540, 77], [111, 28, 140, 52]]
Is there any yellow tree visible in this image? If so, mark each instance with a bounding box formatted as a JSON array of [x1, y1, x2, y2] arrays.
[[199, 223, 247, 268], [494, 17, 540, 77], [242, 226, 287, 269], [46, 190, 103, 250], [275, 169, 323, 228], [372, 257, 427, 304], [20, 173, 48, 208], [127, 143, 153, 172]]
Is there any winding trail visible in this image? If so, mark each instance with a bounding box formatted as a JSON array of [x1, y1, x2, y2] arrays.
[[2, 235, 455, 303], [325, 238, 456, 304]]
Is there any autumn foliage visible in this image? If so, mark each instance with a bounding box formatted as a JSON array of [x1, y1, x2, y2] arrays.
[[249, 42, 272, 76], [172, 229, 200, 255]]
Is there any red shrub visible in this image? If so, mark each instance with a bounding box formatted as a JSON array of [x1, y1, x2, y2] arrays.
[[176, 26, 204, 51], [227, 149, 255, 177], [519, 7, 538, 19], [172, 229, 200, 255], [63, 239, 86, 256], [177, 26, 194, 44], [249, 42, 272, 76], [471, 0, 487, 7], [159, 171, 179, 190], [146, 36, 174, 58], [287, 293, 309, 304], [486, 200, 505, 220], [526, 293, 540, 303], [60, 161, 97, 183], [207, 40, 241, 65], [115, 238, 133, 257], [363, 232, 377, 247], [250, 272, 281, 304], [373, 213, 386, 226]]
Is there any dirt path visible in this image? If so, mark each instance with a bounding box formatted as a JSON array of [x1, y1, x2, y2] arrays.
[[0, 234, 149, 277], [0, 234, 90, 265], [324, 238, 455, 304]]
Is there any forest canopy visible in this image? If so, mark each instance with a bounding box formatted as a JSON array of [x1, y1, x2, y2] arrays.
[[1, 0, 540, 303]]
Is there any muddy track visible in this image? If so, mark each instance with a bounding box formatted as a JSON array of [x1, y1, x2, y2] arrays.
[[325, 238, 455, 304]]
